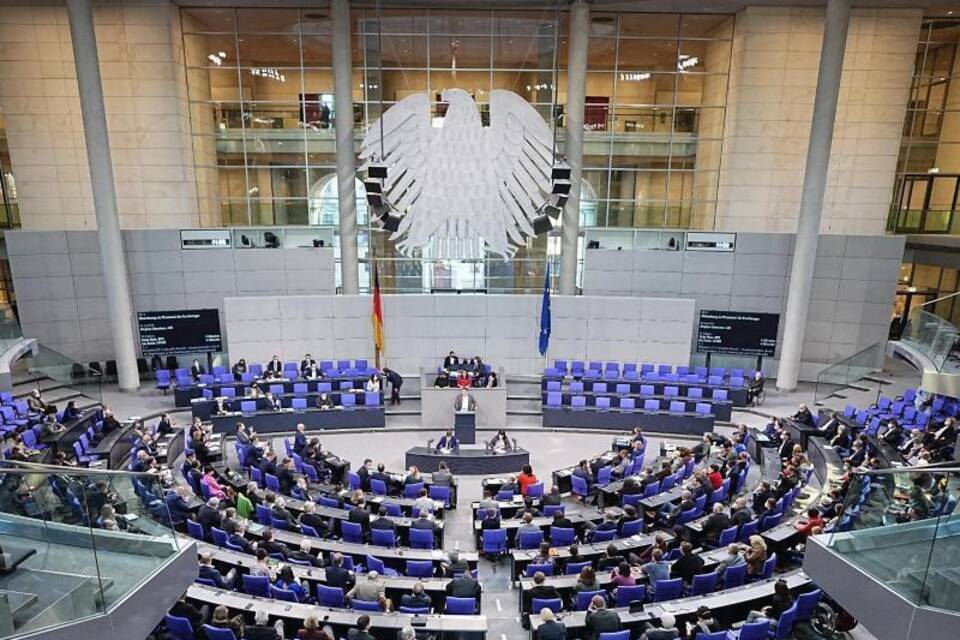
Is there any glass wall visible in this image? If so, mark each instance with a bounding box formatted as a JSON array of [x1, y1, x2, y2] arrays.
[[0, 113, 19, 228], [890, 17, 960, 234], [180, 6, 732, 290]]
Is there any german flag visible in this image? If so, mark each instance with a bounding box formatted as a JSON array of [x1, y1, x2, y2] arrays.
[[371, 262, 384, 368]]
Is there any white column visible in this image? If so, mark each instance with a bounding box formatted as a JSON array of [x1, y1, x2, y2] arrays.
[[66, 0, 139, 391], [332, 0, 360, 295], [559, 0, 589, 295], [776, 0, 851, 391]]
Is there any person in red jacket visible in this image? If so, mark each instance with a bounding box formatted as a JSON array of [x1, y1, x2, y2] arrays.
[[707, 464, 724, 490], [518, 464, 539, 496], [795, 508, 826, 537]]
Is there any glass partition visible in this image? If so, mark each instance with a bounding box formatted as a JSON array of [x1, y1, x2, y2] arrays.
[[813, 342, 886, 407], [0, 302, 22, 354], [22, 344, 103, 410], [900, 306, 960, 371], [0, 463, 179, 639], [826, 466, 960, 612]]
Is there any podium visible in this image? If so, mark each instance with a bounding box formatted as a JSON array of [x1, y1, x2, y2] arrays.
[[454, 410, 476, 445]]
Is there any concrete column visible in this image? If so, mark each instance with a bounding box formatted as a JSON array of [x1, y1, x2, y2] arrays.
[[332, 0, 359, 295], [559, 0, 589, 295], [776, 0, 851, 392], [66, 0, 139, 391]]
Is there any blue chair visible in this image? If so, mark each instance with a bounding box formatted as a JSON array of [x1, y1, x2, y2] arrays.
[[620, 398, 636, 410], [371, 529, 397, 547], [575, 590, 605, 611], [571, 395, 586, 409], [760, 553, 777, 580], [341, 521, 364, 543], [518, 530, 543, 550], [722, 563, 748, 588], [565, 560, 592, 575], [571, 474, 589, 499], [725, 620, 768, 640], [155, 370, 171, 393], [404, 483, 424, 498], [301, 524, 321, 538], [596, 396, 611, 410], [242, 575, 270, 597], [293, 383, 308, 395], [591, 528, 616, 543], [644, 399, 660, 411], [342, 393, 356, 408], [495, 489, 514, 501], [619, 519, 642, 537], [365, 392, 381, 407], [317, 585, 346, 608], [399, 606, 430, 614], [203, 625, 237, 640], [643, 481, 660, 498], [482, 529, 507, 557], [690, 571, 719, 596], [370, 479, 387, 496], [406, 560, 434, 577], [592, 382, 607, 394], [550, 526, 575, 547], [292, 398, 307, 410], [695, 632, 727, 640], [410, 528, 435, 549], [596, 466, 612, 486], [546, 392, 562, 407], [531, 598, 563, 614], [794, 589, 822, 623], [165, 615, 195, 640], [211, 526, 228, 547], [570, 381, 584, 393], [241, 401, 256, 414], [525, 562, 554, 577], [738, 519, 758, 542], [651, 578, 683, 601], [446, 597, 477, 614], [615, 584, 646, 607], [270, 584, 299, 602], [716, 525, 739, 548], [384, 503, 402, 517], [352, 600, 381, 612], [543, 505, 565, 517], [769, 603, 798, 640], [598, 632, 630, 640], [186, 519, 205, 541]]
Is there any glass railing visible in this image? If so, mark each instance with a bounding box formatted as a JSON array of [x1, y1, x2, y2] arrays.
[[825, 466, 960, 612], [813, 342, 887, 406], [22, 344, 103, 409], [0, 462, 180, 639], [0, 302, 22, 354], [900, 307, 959, 372]]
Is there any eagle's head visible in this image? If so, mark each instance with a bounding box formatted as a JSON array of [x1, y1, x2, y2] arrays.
[[440, 88, 472, 105]]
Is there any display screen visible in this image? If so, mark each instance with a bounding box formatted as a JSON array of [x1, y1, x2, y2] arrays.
[[137, 309, 222, 355], [696, 310, 780, 357]]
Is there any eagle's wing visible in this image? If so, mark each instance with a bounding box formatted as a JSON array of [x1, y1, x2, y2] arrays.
[[484, 90, 554, 245], [358, 94, 433, 217]]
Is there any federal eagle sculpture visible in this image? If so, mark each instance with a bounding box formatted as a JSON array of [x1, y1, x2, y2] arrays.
[[360, 88, 559, 258]]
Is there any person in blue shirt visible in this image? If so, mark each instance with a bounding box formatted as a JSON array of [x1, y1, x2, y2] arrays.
[[227, 523, 256, 554], [274, 565, 310, 602], [641, 547, 671, 586], [198, 551, 236, 589], [436, 430, 459, 452], [164, 486, 194, 526]]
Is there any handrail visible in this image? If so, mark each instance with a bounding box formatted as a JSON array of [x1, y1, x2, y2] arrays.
[[919, 290, 960, 309], [0, 460, 156, 477], [851, 462, 960, 475]]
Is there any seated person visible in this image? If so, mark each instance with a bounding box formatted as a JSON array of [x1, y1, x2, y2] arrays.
[[746, 371, 764, 405], [436, 430, 459, 452], [231, 358, 247, 379], [316, 393, 335, 410], [399, 581, 432, 610], [489, 430, 512, 452], [791, 404, 815, 427]]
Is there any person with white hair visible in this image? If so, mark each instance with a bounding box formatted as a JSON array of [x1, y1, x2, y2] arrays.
[[640, 612, 679, 640], [347, 570, 390, 610], [243, 608, 284, 640], [398, 627, 417, 640], [288, 536, 322, 568], [298, 500, 331, 538], [198, 550, 236, 589], [197, 496, 223, 533], [536, 607, 567, 640]]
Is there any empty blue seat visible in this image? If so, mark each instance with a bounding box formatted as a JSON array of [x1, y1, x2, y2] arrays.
[[570, 381, 584, 393], [707, 375, 722, 385], [293, 383, 308, 395], [525, 562, 554, 577], [712, 389, 728, 401], [410, 528, 435, 549], [644, 399, 660, 411], [676, 365, 690, 375], [651, 578, 683, 601], [550, 526, 575, 547], [688, 387, 703, 398], [554, 360, 568, 373], [292, 398, 307, 410], [482, 529, 507, 556], [546, 392, 562, 407], [365, 392, 381, 406], [639, 384, 654, 395], [615, 383, 630, 395], [729, 376, 745, 387], [596, 397, 611, 410], [317, 585, 345, 608], [696, 403, 711, 415], [339, 381, 353, 391], [518, 530, 544, 549], [664, 386, 679, 397], [240, 401, 256, 414], [242, 575, 270, 597], [571, 396, 586, 409], [571, 360, 585, 373], [592, 382, 606, 394], [342, 393, 356, 408], [337, 359, 351, 371], [532, 598, 563, 614], [406, 560, 433, 577], [546, 380, 561, 392], [615, 585, 645, 607], [446, 597, 477, 615], [658, 364, 672, 375], [619, 398, 636, 410]]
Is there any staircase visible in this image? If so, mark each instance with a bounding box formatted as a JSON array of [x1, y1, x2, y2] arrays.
[[506, 375, 542, 428]]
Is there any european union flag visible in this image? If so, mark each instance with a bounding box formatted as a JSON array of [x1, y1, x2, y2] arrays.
[[539, 263, 551, 356]]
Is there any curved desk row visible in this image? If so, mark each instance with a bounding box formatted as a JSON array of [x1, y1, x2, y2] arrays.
[[174, 376, 369, 408], [510, 531, 671, 583], [39, 406, 101, 461], [404, 446, 530, 475], [542, 407, 715, 436], [192, 392, 383, 420], [186, 583, 487, 639], [528, 569, 811, 638], [541, 378, 749, 407], [208, 407, 385, 434], [543, 392, 733, 421]]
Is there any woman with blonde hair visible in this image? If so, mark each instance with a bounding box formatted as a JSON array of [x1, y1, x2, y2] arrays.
[[744, 535, 768, 577], [297, 613, 333, 640]]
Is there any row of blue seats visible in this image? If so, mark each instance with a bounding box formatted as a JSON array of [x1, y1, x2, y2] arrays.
[[198, 381, 370, 398], [545, 394, 715, 415], [233, 393, 383, 412], [546, 361, 757, 380], [157, 359, 376, 390], [545, 380, 732, 400], [544, 368, 749, 387]]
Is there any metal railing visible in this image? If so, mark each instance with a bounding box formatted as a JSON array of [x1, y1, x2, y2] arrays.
[[813, 342, 886, 406], [901, 297, 960, 372]]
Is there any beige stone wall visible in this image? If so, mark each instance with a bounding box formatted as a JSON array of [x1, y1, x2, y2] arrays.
[[0, 1, 199, 230], [715, 6, 921, 234]]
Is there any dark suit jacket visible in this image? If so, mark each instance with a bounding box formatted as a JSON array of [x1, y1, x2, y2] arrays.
[[294, 433, 308, 453], [198, 564, 230, 589], [370, 517, 397, 532], [227, 533, 255, 554], [445, 577, 481, 599], [671, 553, 705, 583], [586, 609, 622, 640], [244, 624, 281, 640], [348, 506, 371, 529], [400, 593, 432, 609], [197, 505, 222, 532], [537, 620, 568, 640], [299, 513, 329, 535]]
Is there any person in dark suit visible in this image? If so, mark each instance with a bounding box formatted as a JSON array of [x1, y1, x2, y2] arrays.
[[348, 495, 371, 531], [294, 423, 308, 454], [542, 486, 562, 506], [266, 356, 283, 376], [371, 464, 392, 490], [752, 481, 773, 514], [191, 432, 212, 465], [777, 433, 795, 462], [156, 412, 174, 436], [170, 596, 207, 630], [526, 571, 561, 606], [791, 404, 814, 427], [536, 608, 567, 640], [244, 610, 282, 640], [270, 496, 298, 530], [670, 542, 704, 584], [929, 417, 957, 449], [399, 582, 432, 610], [550, 509, 576, 534], [443, 351, 459, 370], [227, 523, 256, 554], [585, 596, 622, 640], [288, 538, 323, 567], [259, 528, 288, 559], [300, 354, 316, 374], [347, 615, 375, 640], [383, 368, 403, 405], [197, 497, 223, 533], [231, 358, 247, 379], [370, 506, 397, 534], [411, 512, 439, 545], [702, 503, 732, 543], [325, 553, 355, 592], [298, 502, 330, 537], [198, 551, 236, 589], [190, 359, 205, 381], [258, 452, 278, 479], [277, 458, 297, 494], [435, 430, 459, 451], [445, 573, 481, 599], [164, 486, 194, 526], [357, 459, 373, 492]]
